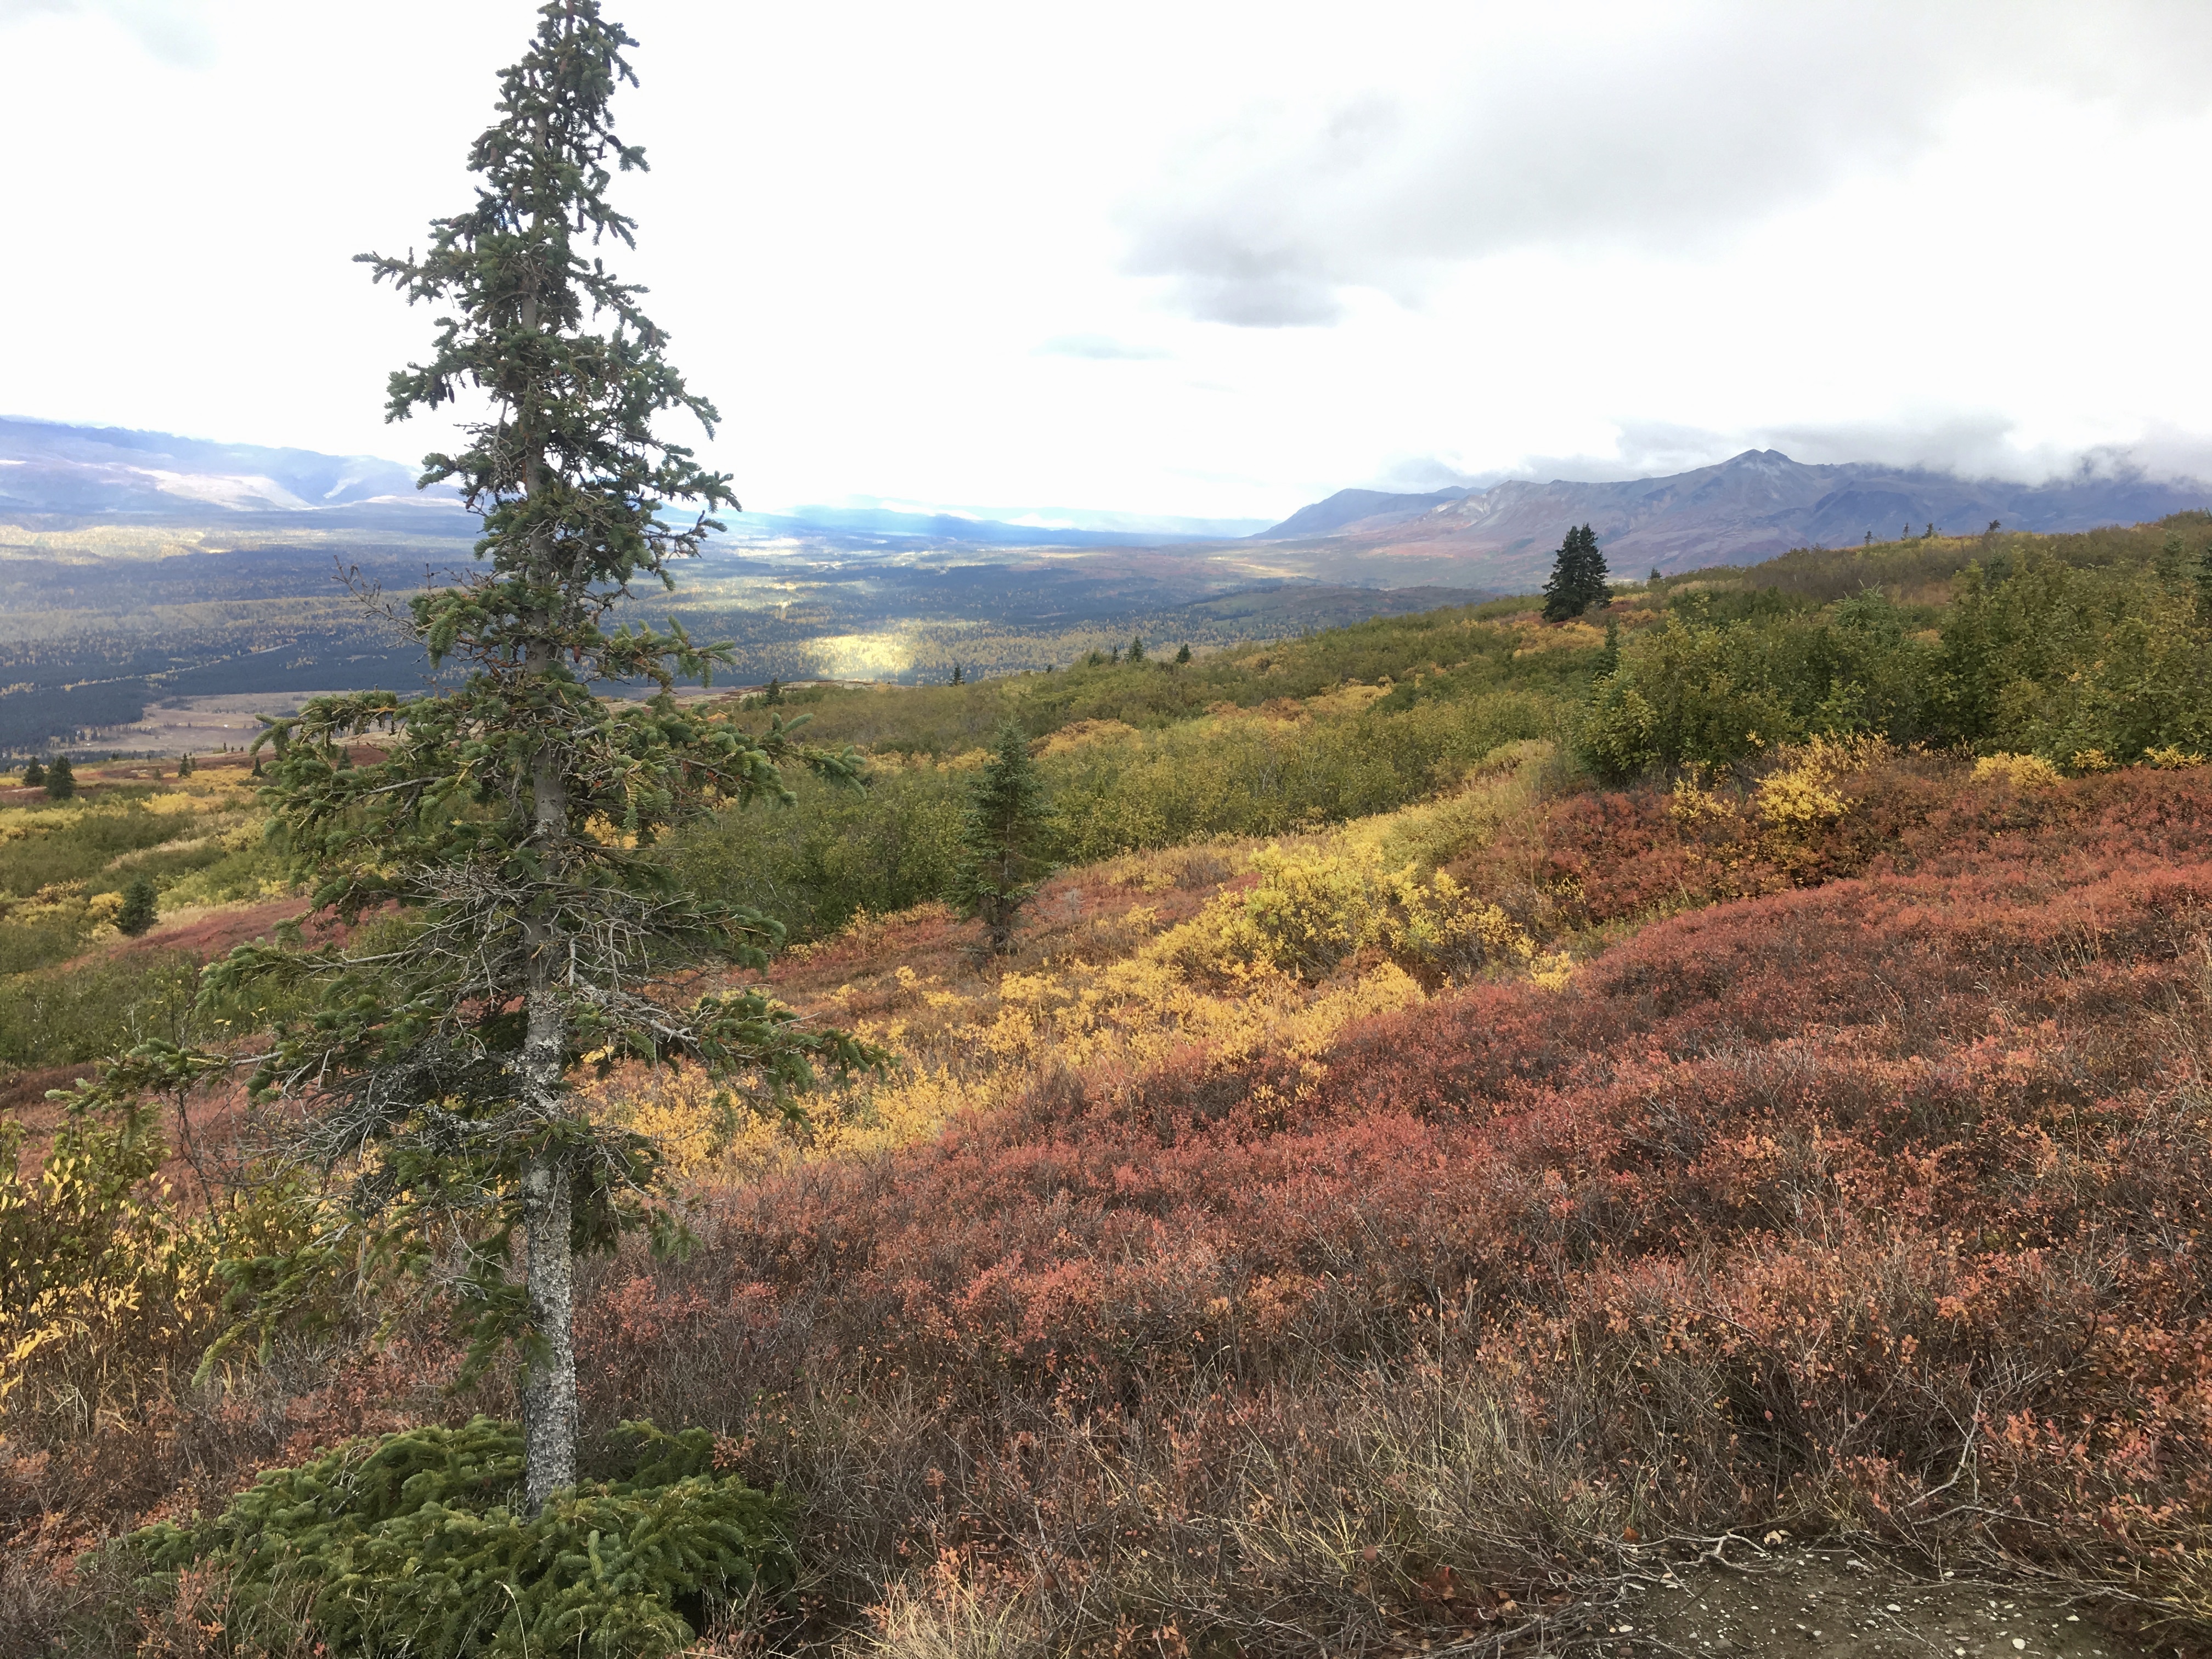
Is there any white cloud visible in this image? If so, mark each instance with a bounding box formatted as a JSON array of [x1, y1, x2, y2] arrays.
[[0, 0, 213, 64], [1, 0, 2209, 522], [1121, 1, 2212, 326]]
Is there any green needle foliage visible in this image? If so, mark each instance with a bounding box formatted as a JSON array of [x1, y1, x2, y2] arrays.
[[21, 758, 44, 788], [116, 875, 157, 938], [131, 1418, 795, 1658], [949, 722, 1053, 954], [43, 755, 75, 800], [1541, 522, 1610, 622], [69, 0, 885, 1516]]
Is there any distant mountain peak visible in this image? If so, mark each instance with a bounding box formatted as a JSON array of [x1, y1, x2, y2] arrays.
[[1255, 450, 2212, 584]]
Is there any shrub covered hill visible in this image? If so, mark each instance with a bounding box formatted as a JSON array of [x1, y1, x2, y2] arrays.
[[2, 515, 2209, 1656]]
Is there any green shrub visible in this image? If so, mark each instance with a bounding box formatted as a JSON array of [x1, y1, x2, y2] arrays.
[[130, 1418, 795, 1659], [0, 919, 81, 977], [675, 764, 968, 939], [0, 950, 200, 1067], [0, 806, 198, 898], [1576, 597, 1933, 781], [1928, 552, 2212, 765], [1045, 691, 1559, 863]]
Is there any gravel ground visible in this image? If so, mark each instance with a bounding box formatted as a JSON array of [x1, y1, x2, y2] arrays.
[[1573, 1545, 2171, 1659]]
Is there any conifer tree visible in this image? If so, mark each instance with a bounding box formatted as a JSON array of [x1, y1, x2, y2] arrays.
[[89, 0, 883, 1515], [950, 663, 965, 685], [44, 755, 75, 800], [950, 723, 1052, 954], [1127, 635, 1146, 663], [1596, 619, 1620, 678], [1541, 523, 1610, 621], [21, 758, 43, 787], [1174, 642, 1191, 664], [116, 875, 157, 938]]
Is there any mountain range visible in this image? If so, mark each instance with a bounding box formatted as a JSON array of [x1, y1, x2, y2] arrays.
[[0, 419, 1257, 548], [8, 418, 2209, 591], [1254, 449, 2212, 584]]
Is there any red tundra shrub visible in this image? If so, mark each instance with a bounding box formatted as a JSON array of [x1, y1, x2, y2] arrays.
[[573, 765, 2212, 1637]]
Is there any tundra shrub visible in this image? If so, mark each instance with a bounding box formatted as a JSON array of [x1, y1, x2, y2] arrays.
[[131, 1418, 795, 1659]]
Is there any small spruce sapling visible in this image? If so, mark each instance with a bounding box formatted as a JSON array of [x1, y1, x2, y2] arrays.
[[1595, 619, 1621, 678], [950, 722, 1053, 955], [44, 755, 75, 800], [116, 876, 157, 938], [950, 662, 965, 685]]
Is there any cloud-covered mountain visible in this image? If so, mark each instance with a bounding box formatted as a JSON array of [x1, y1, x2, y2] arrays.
[[1256, 450, 2212, 585], [0, 419, 1262, 549], [0, 416, 464, 522]]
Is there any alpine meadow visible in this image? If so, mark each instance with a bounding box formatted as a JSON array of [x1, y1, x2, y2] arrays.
[[3, 4, 2211, 1658]]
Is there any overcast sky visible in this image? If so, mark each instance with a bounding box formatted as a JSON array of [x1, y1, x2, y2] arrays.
[[5, 0, 2211, 521]]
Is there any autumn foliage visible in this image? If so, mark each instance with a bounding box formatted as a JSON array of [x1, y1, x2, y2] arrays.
[[8, 753, 2210, 1655], [572, 760, 2212, 1645]]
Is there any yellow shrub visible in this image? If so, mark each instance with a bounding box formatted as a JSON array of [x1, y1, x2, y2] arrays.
[[1529, 950, 1575, 991], [1385, 868, 1533, 975], [1973, 752, 2063, 788], [2143, 745, 2207, 770]]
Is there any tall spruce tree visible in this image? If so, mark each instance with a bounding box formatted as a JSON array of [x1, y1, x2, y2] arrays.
[[1541, 523, 1610, 621], [950, 723, 1052, 954], [90, 1, 882, 1514], [43, 755, 75, 800]]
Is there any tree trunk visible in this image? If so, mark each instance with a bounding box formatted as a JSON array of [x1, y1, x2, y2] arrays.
[[520, 733, 578, 1513], [510, 144, 580, 1511], [519, 1139, 577, 1511]]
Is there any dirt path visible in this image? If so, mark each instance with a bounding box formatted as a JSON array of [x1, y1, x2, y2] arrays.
[[1578, 1546, 2174, 1659]]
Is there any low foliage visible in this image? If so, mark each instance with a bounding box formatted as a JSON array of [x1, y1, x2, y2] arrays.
[[1587, 520, 2212, 778], [128, 1417, 795, 1658], [568, 760, 2212, 1653]]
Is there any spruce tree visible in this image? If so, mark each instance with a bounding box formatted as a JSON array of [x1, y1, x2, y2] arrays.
[[116, 875, 157, 938], [44, 755, 75, 799], [950, 663, 965, 685], [1127, 635, 1145, 663], [1541, 523, 1610, 622], [1174, 643, 1191, 664], [1595, 619, 1620, 678], [950, 723, 1052, 955], [21, 758, 43, 787], [93, 1, 882, 1514]]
